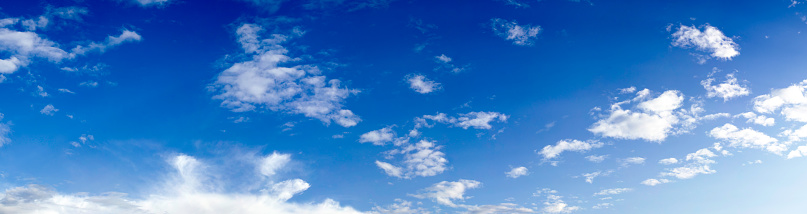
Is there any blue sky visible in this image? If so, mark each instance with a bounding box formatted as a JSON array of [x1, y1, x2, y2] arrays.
[[1, 0, 807, 213]]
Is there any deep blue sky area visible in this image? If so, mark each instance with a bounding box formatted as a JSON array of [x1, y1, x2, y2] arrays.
[[1, 0, 807, 213]]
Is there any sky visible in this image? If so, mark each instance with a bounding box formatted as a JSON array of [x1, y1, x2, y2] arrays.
[[1, 0, 807, 213]]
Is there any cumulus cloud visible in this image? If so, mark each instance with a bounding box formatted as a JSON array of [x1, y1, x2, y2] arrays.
[[735, 112, 775, 126], [640, 178, 671, 186], [39, 104, 58, 115], [661, 148, 718, 179], [753, 80, 807, 122], [585, 155, 607, 163], [709, 123, 785, 155], [407, 74, 441, 94], [505, 166, 529, 178], [658, 158, 679, 165], [589, 89, 701, 142], [701, 72, 750, 101], [671, 24, 739, 62], [490, 18, 541, 46], [535, 189, 580, 214], [622, 157, 645, 165], [211, 23, 360, 127], [539, 139, 604, 160], [0, 153, 362, 214], [376, 140, 448, 179], [360, 127, 395, 145], [415, 112, 508, 130], [411, 179, 481, 207]]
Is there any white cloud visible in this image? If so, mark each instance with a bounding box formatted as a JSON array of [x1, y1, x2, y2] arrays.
[[407, 74, 441, 94], [701, 72, 750, 101], [134, 0, 171, 7], [377, 140, 448, 179], [658, 158, 679, 165], [39, 104, 58, 115], [585, 155, 607, 163], [592, 203, 612, 209], [539, 191, 580, 214], [661, 148, 717, 179], [465, 203, 534, 214], [370, 199, 428, 214], [415, 112, 508, 130], [618, 86, 637, 94], [433, 54, 467, 73], [709, 123, 785, 155], [753, 80, 807, 122], [590, 90, 696, 142], [360, 127, 395, 145], [211, 23, 360, 127], [411, 179, 481, 207], [593, 188, 632, 196], [581, 171, 611, 184], [735, 112, 775, 126], [505, 166, 529, 178], [0, 113, 9, 147], [71, 30, 142, 55], [0, 28, 70, 73], [539, 139, 603, 160], [640, 178, 671, 186], [671, 24, 739, 62], [258, 152, 291, 177], [622, 157, 645, 165], [0, 153, 362, 214], [787, 145, 807, 159], [490, 18, 541, 46]]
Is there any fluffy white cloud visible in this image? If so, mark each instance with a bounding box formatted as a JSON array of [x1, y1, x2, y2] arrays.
[[701, 72, 750, 101], [0, 153, 362, 214], [505, 166, 529, 178], [709, 123, 785, 154], [589, 90, 689, 142], [415, 112, 508, 130], [753, 80, 807, 122], [658, 158, 679, 165], [671, 24, 739, 62], [661, 148, 717, 179], [585, 155, 607, 163], [411, 179, 482, 207], [258, 152, 291, 177], [787, 145, 807, 159], [490, 18, 541, 46], [376, 140, 448, 179], [407, 74, 441, 94], [39, 104, 58, 115], [211, 23, 360, 127], [736, 112, 775, 126], [640, 178, 671, 186], [539, 139, 603, 159], [593, 188, 632, 196], [360, 127, 395, 145], [539, 192, 580, 214]]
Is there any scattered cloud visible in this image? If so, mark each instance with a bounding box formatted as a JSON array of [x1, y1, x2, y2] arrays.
[[701, 72, 750, 101], [641, 178, 671, 186], [433, 54, 468, 73], [505, 166, 529, 178], [376, 140, 448, 179], [735, 112, 775, 126], [407, 74, 441, 94], [658, 158, 679, 165], [593, 188, 632, 196], [415, 112, 508, 130], [360, 127, 395, 145], [39, 104, 58, 115], [539, 139, 603, 160], [585, 155, 607, 163], [753, 80, 807, 122], [0, 113, 9, 147], [490, 18, 541, 46], [411, 179, 481, 207], [211, 23, 361, 127], [589, 89, 701, 142], [709, 123, 785, 154], [671, 24, 739, 63]]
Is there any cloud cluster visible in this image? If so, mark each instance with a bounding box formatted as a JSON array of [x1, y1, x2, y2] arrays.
[[753, 80, 807, 122], [490, 18, 541, 46], [589, 89, 703, 142], [376, 139, 448, 179], [407, 74, 441, 94], [0, 153, 362, 214], [671, 24, 739, 63], [415, 112, 508, 130], [701, 72, 750, 101], [211, 23, 361, 127], [411, 179, 481, 207]]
